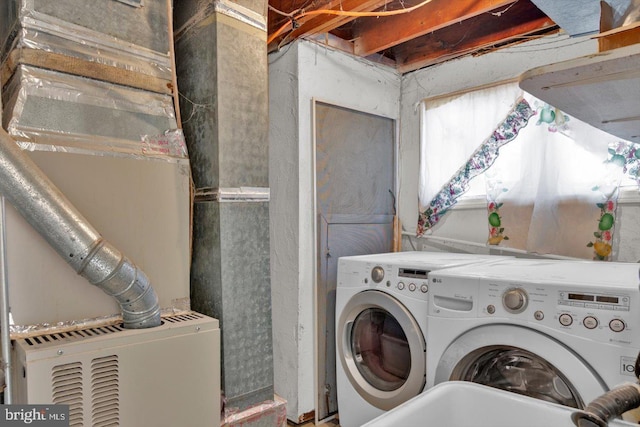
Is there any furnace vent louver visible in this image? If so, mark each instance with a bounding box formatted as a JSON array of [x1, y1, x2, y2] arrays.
[[91, 355, 120, 427], [25, 325, 126, 347], [22, 315, 206, 348], [52, 362, 84, 426], [163, 312, 205, 323]]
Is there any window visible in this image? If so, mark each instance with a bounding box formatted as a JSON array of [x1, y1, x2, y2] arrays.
[[418, 81, 638, 260], [419, 82, 635, 210], [419, 83, 522, 205]]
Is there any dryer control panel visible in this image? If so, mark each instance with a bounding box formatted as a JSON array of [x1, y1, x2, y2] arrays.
[[378, 264, 431, 301], [338, 260, 431, 302]]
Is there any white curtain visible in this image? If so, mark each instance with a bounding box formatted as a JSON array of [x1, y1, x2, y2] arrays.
[[419, 83, 523, 206], [486, 99, 623, 259], [418, 82, 628, 260]]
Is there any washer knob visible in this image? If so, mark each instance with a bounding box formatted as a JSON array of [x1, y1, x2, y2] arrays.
[[609, 319, 625, 333], [371, 266, 385, 283], [583, 316, 598, 329], [503, 288, 528, 313], [559, 313, 573, 327]]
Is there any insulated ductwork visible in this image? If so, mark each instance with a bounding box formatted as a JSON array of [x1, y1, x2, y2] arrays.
[[0, 128, 161, 329]]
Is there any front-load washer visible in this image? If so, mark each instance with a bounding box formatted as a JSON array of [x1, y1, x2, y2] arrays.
[[426, 258, 640, 422], [335, 251, 511, 427]]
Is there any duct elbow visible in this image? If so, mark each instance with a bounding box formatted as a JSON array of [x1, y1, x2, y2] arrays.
[[79, 239, 161, 329], [107, 262, 161, 329], [115, 265, 162, 329]]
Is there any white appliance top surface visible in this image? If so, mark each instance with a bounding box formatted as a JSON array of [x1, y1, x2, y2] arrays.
[[340, 251, 511, 268], [432, 258, 640, 289], [519, 43, 640, 142]]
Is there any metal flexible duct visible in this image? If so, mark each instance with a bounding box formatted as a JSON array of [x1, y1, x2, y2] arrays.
[[0, 128, 161, 329]]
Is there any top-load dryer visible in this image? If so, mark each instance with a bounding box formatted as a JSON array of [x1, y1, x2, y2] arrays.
[[426, 258, 640, 422], [335, 251, 511, 427]]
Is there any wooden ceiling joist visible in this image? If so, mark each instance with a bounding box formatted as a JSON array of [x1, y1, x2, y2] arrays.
[[268, 0, 389, 51], [353, 0, 516, 57], [393, 1, 556, 73], [267, 0, 560, 73]]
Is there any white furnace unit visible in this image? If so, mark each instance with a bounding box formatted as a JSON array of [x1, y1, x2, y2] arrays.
[[10, 311, 220, 427]]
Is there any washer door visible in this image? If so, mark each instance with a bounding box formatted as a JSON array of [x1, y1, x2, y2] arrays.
[[337, 290, 426, 410], [435, 324, 607, 409]]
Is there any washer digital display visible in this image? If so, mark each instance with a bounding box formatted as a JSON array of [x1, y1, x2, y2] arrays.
[[560, 291, 627, 310]]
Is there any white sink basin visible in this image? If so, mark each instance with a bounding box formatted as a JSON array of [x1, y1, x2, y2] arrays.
[[362, 382, 638, 427]]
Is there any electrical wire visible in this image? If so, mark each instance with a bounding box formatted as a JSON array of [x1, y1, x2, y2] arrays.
[[268, 0, 435, 45], [489, 0, 518, 17], [269, 4, 298, 17]]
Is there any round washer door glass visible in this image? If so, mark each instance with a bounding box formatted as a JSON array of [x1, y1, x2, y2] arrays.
[[351, 307, 411, 391], [453, 346, 581, 408]]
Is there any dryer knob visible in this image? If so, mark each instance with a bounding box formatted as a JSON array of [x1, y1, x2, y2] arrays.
[[503, 288, 528, 313], [371, 266, 385, 283]]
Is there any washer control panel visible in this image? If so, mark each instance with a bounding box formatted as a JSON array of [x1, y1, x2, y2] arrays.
[[558, 290, 630, 311], [500, 284, 640, 345], [469, 280, 638, 346], [555, 290, 632, 333]]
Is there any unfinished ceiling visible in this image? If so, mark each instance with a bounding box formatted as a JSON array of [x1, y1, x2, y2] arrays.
[[267, 0, 560, 73]]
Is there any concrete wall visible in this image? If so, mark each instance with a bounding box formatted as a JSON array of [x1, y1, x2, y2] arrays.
[[269, 40, 400, 421]]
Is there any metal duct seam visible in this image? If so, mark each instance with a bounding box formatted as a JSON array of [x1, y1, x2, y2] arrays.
[[0, 127, 161, 329], [214, 0, 267, 32], [194, 186, 270, 202], [174, 0, 267, 41]]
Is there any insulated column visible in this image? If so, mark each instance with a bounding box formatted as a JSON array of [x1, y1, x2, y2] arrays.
[[173, 0, 273, 412]]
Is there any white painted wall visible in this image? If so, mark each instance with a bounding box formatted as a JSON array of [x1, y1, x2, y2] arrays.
[[268, 40, 400, 421], [269, 42, 301, 421]]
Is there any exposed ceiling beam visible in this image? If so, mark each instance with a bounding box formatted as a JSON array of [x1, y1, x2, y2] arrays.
[[394, 6, 556, 73], [268, 0, 388, 51], [353, 0, 516, 57], [267, 0, 561, 74]]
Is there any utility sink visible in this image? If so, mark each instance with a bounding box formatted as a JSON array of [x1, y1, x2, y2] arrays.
[[362, 382, 638, 427]]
